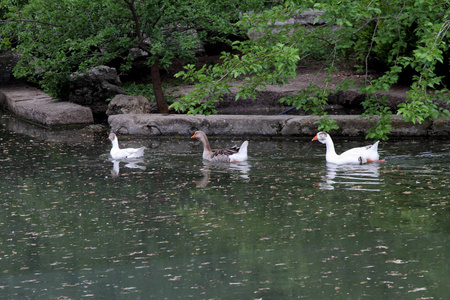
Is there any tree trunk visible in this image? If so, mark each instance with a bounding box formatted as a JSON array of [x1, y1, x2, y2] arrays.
[[151, 60, 169, 113]]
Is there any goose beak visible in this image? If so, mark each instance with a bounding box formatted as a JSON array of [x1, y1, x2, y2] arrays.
[[191, 133, 196, 139], [312, 135, 318, 141]]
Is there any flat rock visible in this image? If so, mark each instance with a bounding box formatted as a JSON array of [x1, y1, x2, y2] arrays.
[[108, 113, 450, 136], [0, 114, 104, 145], [0, 84, 93, 125]]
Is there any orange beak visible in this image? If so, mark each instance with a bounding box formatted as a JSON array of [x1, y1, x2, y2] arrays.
[[312, 135, 318, 141], [191, 133, 196, 139]]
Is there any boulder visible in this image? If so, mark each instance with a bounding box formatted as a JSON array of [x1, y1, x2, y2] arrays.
[[106, 94, 152, 116], [68, 65, 125, 105]]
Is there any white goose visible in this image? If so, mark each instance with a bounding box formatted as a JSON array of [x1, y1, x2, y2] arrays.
[[108, 133, 146, 160], [191, 131, 248, 162], [312, 131, 384, 165]]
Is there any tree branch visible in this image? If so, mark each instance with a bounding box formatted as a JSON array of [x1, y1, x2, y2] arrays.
[[365, 19, 380, 81], [123, 0, 141, 39]]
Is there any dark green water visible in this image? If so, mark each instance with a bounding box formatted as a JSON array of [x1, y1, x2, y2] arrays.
[[0, 113, 448, 299]]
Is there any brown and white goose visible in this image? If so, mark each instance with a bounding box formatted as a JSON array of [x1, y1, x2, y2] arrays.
[[191, 131, 248, 162]]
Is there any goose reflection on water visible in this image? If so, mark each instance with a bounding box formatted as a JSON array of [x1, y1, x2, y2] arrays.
[[228, 161, 251, 180], [195, 160, 251, 188], [316, 162, 382, 191], [111, 158, 146, 177]]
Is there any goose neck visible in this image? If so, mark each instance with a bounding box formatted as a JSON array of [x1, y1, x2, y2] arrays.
[[324, 137, 338, 158], [199, 134, 213, 158], [111, 138, 120, 149]]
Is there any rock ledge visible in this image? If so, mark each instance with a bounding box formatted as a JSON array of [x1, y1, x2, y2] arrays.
[[0, 84, 93, 126], [108, 113, 450, 137]]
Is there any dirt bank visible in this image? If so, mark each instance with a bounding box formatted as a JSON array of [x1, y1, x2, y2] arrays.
[[167, 60, 414, 115]]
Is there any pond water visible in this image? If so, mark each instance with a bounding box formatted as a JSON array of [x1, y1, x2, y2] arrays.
[[0, 113, 448, 299]]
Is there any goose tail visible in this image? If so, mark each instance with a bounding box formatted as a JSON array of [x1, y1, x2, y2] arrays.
[[136, 147, 146, 157], [371, 141, 380, 151], [239, 141, 248, 155]]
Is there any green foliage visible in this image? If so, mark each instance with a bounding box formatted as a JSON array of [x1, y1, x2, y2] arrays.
[[398, 88, 450, 124], [171, 0, 450, 140], [280, 65, 352, 132], [172, 40, 300, 115], [121, 82, 155, 102], [2, 0, 137, 96], [1, 0, 264, 98], [360, 94, 392, 141], [3, 0, 450, 139]]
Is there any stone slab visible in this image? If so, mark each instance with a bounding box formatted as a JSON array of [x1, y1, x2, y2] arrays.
[[0, 84, 93, 126], [0, 114, 105, 145], [108, 113, 450, 137]]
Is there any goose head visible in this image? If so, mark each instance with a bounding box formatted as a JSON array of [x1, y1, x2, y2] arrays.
[[108, 133, 117, 142], [191, 131, 208, 143], [312, 131, 329, 144]]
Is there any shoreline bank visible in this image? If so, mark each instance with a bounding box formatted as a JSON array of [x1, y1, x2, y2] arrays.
[[1, 84, 449, 137]]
